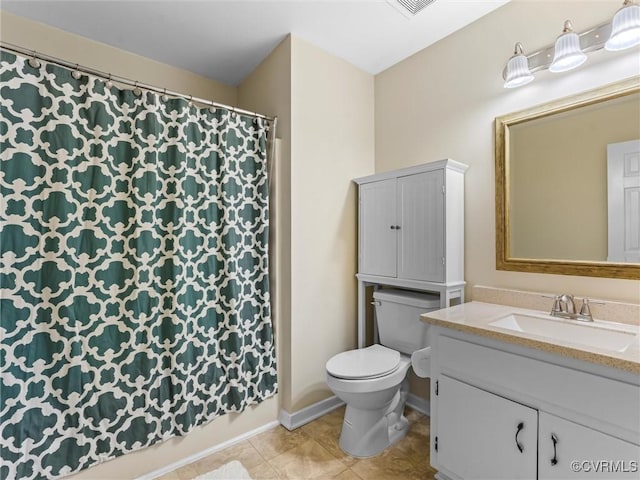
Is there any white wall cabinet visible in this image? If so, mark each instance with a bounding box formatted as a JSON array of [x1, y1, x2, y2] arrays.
[[430, 328, 640, 480], [354, 160, 468, 346], [359, 171, 446, 281], [356, 160, 465, 284]]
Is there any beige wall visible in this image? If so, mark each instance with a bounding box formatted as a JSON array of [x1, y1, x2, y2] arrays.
[[238, 37, 294, 411], [0, 10, 278, 480], [510, 94, 640, 261], [288, 37, 375, 410], [240, 36, 376, 413], [0, 10, 237, 105], [375, 0, 640, 303]]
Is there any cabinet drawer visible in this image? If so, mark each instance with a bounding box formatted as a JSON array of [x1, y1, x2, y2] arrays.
[[437, 334, 640, 442]]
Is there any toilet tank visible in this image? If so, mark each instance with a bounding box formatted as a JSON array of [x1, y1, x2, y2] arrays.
[[373, 289, 440, 355]]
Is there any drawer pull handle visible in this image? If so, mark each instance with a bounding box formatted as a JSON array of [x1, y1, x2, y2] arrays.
[[551, 433, 559, 466], [515, 422, 524, 453]]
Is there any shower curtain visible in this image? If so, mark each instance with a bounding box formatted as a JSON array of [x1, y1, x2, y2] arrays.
[[0, 51, 277, 479]]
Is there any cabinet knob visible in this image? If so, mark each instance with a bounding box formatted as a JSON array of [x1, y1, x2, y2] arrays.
[[395, 225, 401, 230], [390, 225, 396, 230]]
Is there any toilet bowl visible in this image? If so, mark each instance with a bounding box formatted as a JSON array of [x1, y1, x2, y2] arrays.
[[326, 344, 411, 457], [325, 288, 440, 458]]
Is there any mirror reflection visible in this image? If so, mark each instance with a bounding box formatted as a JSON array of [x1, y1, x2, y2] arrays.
[[508, 92, 640, 263]]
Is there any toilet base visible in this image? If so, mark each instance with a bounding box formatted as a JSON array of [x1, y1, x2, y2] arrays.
[[338, 378, 410, 457]]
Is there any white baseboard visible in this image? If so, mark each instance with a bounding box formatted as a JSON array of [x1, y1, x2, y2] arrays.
[[278, 393, 429, 432], [406, 393, 430, 416], [136, 420, 280, 480], [278, 396, 345, 431]]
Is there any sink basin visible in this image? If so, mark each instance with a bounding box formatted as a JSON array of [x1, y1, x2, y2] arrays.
[[489, 313, 639, 353]]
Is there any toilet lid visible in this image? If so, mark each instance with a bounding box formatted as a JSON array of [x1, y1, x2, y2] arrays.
[[326, 345, 400, 380]]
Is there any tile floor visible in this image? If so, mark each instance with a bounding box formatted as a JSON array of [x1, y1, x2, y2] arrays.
[[155, 406, 437, 480]]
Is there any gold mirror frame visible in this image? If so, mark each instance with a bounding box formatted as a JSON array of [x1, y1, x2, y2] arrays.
[[495, 77, 640, 280]]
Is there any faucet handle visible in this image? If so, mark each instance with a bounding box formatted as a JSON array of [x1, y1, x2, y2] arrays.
[[552, 296, 562, 314], [542, 294, 562, 315], [579, 298, 605, 319], [579, 298, 592, 319]]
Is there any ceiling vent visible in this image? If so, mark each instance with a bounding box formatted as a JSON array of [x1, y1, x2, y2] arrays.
[[387, 0, 439, 18]]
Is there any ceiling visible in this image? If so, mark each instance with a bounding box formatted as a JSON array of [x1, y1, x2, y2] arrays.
[[1, 0, 510, 86]]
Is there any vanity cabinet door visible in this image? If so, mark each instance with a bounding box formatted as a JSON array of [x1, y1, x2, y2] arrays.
[[397, 170, 445, 282], [435, 375, 537, 480], [359, 179, 397, 277], [539, 412, 640, 479]]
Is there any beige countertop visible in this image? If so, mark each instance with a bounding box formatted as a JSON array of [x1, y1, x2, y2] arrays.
[[421, 301, 640, 375]]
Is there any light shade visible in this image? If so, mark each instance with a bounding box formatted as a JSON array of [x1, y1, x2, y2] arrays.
[[605, 1, 640, 51], [549, 21, 587, 73], [504, 43, 534, 88]]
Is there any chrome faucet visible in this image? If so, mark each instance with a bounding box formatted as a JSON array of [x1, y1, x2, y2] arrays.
[[555, 294, 576, 315], [549, 294, 603, 322]]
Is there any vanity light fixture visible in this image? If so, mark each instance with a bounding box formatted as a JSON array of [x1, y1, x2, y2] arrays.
[[549, 20, 587, 72], [503, 0, 640, 88]]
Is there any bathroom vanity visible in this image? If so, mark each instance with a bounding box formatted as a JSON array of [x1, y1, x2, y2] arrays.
[[421, 302, 640, 480]]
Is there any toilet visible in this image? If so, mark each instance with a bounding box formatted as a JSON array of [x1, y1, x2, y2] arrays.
[[325, 288, 440, 458]]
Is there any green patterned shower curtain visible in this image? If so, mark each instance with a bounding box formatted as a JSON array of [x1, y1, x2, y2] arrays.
[[0, 51, 277, 479]]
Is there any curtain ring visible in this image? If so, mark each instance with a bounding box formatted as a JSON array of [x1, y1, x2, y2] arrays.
[[209, 100, 216, 114], [188, 95, 193, 107], [105, 74, 113, 89], [133, 81, 142, 97], [161, 88, 168, 102], [72, 64, 81, 79], [28, 50, 41, 69]]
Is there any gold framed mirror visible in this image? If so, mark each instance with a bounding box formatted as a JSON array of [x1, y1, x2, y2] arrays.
[[495, 77, 640, 280]]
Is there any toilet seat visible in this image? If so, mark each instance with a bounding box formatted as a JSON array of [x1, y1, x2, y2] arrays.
[[326, 345, 400, 380]]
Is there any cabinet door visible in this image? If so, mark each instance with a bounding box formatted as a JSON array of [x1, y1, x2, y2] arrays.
[[436, 375, 537, 479], [397, 170, 445, 281], [359, 179, 397, 277], [539, 412, 640, 479]]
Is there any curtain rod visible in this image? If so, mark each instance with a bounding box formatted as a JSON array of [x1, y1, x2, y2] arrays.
[[0, 41, 276, 123]]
